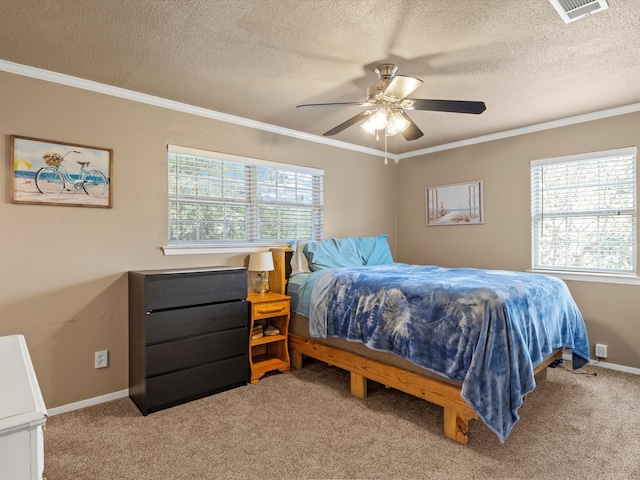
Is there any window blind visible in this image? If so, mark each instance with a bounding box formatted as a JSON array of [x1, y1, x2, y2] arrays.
[[168, 145, 323, 244], [531, 146, 637, 274]]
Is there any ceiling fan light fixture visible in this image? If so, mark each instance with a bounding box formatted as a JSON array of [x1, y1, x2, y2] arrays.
[[360, 118, 378, 135], [385, 122, 399, 137], [361, 108, 387, 135], [390, 110, 410, 132], [370, 109, 388, 130], [361, 108, 411, 137]]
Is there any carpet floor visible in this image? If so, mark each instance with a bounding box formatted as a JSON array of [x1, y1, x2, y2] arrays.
[[43, 359, 640, 479]]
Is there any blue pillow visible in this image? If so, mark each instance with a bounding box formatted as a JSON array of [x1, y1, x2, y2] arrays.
[[350, 234, 394, 265], [303, 237, 364, 271]]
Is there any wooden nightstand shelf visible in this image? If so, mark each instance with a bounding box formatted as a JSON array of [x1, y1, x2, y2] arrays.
[[247, 291, 291, 383]]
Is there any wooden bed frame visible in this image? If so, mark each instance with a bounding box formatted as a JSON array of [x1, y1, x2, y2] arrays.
[[269, 247, 562, 444]]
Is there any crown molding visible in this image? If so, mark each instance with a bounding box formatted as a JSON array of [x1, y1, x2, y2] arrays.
[[3, 58, 638, 163], [397, 102, 640, 160], [0, 59, 399, 163]]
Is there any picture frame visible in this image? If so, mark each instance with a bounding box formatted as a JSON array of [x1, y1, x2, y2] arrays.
[[10, 135, 113, 208], [425, 181, 483, 226]]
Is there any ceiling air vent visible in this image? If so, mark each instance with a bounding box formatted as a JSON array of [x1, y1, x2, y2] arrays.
[[549, 0, 609, 23]]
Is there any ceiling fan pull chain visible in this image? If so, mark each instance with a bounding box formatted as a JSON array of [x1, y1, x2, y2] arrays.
[[384, 126, 388, 165]]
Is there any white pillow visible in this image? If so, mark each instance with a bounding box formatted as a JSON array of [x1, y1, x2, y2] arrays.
[[290, 240, 312, 275]]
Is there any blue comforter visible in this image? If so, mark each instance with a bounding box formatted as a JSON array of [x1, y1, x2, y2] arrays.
[[302, 264, 590, 442]]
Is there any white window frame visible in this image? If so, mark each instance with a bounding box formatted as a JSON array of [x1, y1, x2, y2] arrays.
[[163, 145, 323, 255], [530, 146, 638, 281]]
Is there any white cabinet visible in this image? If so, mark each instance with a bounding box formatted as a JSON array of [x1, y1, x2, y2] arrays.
[[0, 335, 47, 480]]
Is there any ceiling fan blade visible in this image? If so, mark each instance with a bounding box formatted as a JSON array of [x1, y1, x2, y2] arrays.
[[297, 102, 370, 108], [399, 113, 424, 141], [383, 75, 423, 99], [410, 99, 486, 114], [323, 111, 372, 136]]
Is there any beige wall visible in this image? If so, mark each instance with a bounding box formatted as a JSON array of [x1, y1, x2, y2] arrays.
[[3, 70, 638, 410], [0, 73, 397, 408], [397, 112, 640, 370]]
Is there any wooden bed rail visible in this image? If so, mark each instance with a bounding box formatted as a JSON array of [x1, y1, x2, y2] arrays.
[[289, 334, 478, 444], [289, 334, 562, 444]]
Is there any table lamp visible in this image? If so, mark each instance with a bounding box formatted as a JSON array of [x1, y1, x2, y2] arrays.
[[248, 251, 274, 294]]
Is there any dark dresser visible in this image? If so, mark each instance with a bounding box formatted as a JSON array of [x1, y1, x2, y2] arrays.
[[128, 266, 248, 415]]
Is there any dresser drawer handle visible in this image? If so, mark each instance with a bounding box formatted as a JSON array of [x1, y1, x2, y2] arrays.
[[257, 306, 286, 314]]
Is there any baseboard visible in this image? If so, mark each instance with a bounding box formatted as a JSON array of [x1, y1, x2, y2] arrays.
[[47, 389, 129, 416], [562, 351, 640, 376], [47, 355, 640, 416], [589, 359, 640, 375]]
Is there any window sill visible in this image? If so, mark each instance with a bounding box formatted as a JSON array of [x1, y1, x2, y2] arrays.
[[162, 243, 289, 256], [528, 269, 640, 286]]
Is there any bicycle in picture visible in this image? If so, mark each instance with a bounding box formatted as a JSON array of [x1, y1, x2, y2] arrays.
[[35, 150, 108, 197]]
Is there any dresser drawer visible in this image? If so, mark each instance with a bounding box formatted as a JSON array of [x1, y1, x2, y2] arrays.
[[145, 355, 248, 413], [145, 269, 246, 310], [146, 300, 247, 344], [252, 300, 290, 320], [146, 329, 248, 377]]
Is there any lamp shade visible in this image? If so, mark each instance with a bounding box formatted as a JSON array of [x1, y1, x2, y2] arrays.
[[248, 252, 274, 272]]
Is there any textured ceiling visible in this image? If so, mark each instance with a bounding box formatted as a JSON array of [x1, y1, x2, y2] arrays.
[[1, 0, 639, 154]]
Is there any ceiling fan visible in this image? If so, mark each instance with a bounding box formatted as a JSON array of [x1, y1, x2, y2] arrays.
[[297, 64, 486, 141]]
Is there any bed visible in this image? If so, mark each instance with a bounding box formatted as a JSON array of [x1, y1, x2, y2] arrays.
[[268, 236, 590, 444]]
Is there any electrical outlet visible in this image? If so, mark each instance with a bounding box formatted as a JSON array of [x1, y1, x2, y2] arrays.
[[595, 343, 608, 359], [95, 350, 108, 368]]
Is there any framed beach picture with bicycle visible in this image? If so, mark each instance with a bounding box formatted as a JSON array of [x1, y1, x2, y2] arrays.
[[425, 180, 483, 226], [10, 135, 113, 208]]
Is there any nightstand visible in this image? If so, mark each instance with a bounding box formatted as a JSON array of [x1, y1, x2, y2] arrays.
[[247, 292, 291, 383]]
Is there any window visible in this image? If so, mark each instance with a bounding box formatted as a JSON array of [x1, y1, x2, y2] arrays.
[[531, 147, 637, 275], [168, 145, 323, 245]]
